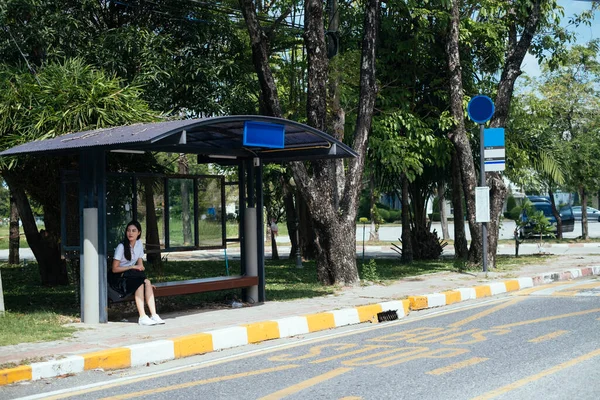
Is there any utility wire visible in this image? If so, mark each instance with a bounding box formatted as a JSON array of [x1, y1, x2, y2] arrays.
[[114, 0, 304, 32], [3, 26, 41, 85]]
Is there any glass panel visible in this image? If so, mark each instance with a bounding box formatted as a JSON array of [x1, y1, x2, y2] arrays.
[[136, 177, 165, 252], [198, 177, 223, 246], [167, 178, 195, 247], [225, 183, 239, 240], [106, 175, 134, 255]]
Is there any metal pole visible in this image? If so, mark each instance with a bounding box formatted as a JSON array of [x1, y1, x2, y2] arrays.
[[480, 124, 488, 272]]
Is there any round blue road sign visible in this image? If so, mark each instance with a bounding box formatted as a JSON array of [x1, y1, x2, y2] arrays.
[[467, 95, 495, 124]]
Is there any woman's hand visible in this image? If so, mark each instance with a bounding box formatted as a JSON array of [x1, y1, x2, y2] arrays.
[[132, 258, 145, 272]]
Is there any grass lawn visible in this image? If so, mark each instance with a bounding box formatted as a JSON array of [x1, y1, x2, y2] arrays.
[[0, 312, 78, 349]]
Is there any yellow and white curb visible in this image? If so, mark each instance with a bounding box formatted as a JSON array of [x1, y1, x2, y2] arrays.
[[0, 300, 409, 386], [2, 266, 599, 386], [407, 277, 533, 311]]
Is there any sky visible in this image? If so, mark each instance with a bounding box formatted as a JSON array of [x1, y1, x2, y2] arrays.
[[520, 0, 600, 77]]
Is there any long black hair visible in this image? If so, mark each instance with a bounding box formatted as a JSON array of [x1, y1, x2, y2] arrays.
[[121, 220, 142, 261]]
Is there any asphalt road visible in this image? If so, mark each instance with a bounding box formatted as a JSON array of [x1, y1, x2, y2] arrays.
[[7, 279, 600, 400]]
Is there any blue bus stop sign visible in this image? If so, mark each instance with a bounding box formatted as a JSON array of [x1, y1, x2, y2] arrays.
[[467, 95, 495, 124]]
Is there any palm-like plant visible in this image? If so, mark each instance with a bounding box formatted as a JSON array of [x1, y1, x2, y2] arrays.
[[0, 58, 162, 285]]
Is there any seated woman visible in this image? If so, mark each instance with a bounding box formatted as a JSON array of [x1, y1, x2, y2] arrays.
[[111, 220, 165, 326]]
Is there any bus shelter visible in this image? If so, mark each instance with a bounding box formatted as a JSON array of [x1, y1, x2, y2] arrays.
[[0, 116, 356, 323]]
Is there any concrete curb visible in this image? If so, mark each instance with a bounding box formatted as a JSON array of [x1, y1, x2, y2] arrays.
[[2, 266, 600, 386]]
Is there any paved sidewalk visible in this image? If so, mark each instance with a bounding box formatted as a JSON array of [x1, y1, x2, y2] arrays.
[[1, 253, 600, 386], [3, 240, 600, 262]]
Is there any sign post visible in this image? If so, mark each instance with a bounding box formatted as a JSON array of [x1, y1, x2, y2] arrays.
[[467, 95, 495, 272]]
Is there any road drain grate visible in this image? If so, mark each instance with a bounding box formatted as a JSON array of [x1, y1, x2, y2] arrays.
[[377, 310, 398, 322]]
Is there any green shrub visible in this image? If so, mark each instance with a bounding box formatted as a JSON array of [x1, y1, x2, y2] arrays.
[[506, 195, 516, 212], [376, 202, 391, 211], [378, 208, 390, 223], [361, 259, 379, 282], [388, 210, 401, 222], [505, 205, 522, 221], [430, 212, 441, 222]]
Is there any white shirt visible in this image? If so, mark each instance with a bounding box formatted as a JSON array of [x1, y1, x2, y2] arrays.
[[114, 240, 144, 267]]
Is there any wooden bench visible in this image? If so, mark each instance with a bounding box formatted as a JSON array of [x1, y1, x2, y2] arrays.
[[108, 275, 258, 304], [154, 275, 258, 297]]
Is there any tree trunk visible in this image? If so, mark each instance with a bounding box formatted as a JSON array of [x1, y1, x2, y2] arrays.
[[408, 177, 429, 229], [368, 171, 379, 241], [297, 0, 379, 285], [238, 0, 283, 117], [304, 0, 328, 131], [265, 209, 280, 260], [327, 0, 346, 215], [178, 154, 192, 245], [549, 188, 563, 240], [451, 151, 468, 260], [314, 218, 357, 285], [298, 195, 316, 260], [284, 186, 298, 258], [401, 174, 413, 263], [438, 183, 450, 240], [143, 178, 162, 270], [581, 187, 588, 240], [5, 173, 68, 286], [486, 0, 542, 265], [486, 173, 507, 267], [8, 193, 19, 265], [445, 0, 482, 264], [270, 228, 279, 260], [241, 0, 380, 285]]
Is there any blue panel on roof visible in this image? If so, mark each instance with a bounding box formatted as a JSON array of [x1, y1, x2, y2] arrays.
[[243, 121, 285, 148]]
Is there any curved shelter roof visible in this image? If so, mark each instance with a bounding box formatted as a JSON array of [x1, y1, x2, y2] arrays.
[[0, 115, 357, 162]]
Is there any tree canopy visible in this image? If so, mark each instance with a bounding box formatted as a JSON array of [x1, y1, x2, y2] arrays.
[[0, 0, 597, 286]]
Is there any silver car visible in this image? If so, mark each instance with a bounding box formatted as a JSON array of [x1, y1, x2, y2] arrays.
[[571, 206, 600, 221]]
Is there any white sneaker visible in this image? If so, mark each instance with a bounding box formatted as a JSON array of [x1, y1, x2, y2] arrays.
[[151, 314, 165, 324], [139, 315, 157, 326]]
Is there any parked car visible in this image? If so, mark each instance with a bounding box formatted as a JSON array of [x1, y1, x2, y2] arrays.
[[526, 195, 551, 204], [519, 200, 575, 238], [571, 206, 600, 222]]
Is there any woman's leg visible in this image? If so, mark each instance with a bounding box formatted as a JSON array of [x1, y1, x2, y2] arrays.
[[134, 284, 146, 317], [144, 279, 158, 315]]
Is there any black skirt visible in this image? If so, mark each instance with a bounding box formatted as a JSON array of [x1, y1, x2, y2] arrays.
[[109, 269, 147, 299]]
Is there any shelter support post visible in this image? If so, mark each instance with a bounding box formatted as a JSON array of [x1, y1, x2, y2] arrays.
[[239, 162, 246, 277], [244, 207, 258, 302], [79, 150, 108, 323], [255, 160, 265, 302], [241, 158, 265, 304]]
